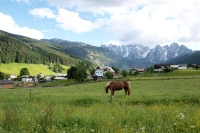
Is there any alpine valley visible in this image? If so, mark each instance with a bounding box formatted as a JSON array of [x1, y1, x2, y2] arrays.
[[1, 30, 199, 70]]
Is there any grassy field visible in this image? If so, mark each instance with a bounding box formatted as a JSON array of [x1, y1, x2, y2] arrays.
[[136, 69, 200, 79], [0, 63, 69, 75], [0, 77, 200, 132]]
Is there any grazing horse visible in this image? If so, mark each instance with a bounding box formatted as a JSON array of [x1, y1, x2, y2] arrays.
[[105, 80, 131, 99]]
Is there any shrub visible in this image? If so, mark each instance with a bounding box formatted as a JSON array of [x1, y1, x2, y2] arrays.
[[105, 71, 114, 79]]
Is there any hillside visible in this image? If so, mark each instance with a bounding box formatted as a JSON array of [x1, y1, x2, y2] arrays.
[[0, 30, 93, 67], [168, 51, 200, 64], [0, 63, 59, 75], [42, 38, 125, 69]]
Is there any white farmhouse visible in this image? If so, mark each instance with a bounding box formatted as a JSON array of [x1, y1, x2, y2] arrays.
[[55, 74, 67, 80], [178, 64, 187, 69], [21, 75, 34, 82], [93, 66, 115, 81]]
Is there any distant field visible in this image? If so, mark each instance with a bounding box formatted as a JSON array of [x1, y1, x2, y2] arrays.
[[0, 63, 69, 75], [136, 69, 200, 79], [0, 78, 200, 132], [161, 69, 200, 76]]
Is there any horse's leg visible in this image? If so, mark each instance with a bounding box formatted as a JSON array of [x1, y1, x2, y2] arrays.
[[127, 88, 130, 96], [124, 87, 130, 97], [111, 89, 114, 99], [124, 89, 128, 96]]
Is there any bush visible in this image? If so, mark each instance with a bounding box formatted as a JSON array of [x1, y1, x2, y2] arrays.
[[121, 70, 128, 77], [105, 71, 114, 79], [164, 68, 173, 73]]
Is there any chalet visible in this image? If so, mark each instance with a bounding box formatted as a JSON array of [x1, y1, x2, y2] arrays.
[[153, 64, 164, 72], [9, 74, 17, 79], [100, 66, 115, 74], [178, 64, 187, 69], [55, 74, 67, 80], [95, 66, 115, 75], [153, 64, 172, 72], [131, 68, 146, 73], [94, 68, 103, 77], [187, 64, 197, 69], [93, 66, 115, 81], [0, 80, 14, 89], [44, 75, 52, 82], [21, 75, 34, 82], [170, 65, 179, 70], [93, 68, 104, 81]]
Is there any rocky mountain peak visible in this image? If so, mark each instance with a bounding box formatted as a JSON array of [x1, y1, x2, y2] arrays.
[[101, 43, 193, 63]]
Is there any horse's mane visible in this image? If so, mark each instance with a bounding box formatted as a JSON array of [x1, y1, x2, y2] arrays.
[[105, 81, 112, 87]]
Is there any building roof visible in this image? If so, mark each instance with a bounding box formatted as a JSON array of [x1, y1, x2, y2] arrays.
[[97, 66, 115, 73], [56, 74, 67, 76], [132, 68, 146, 71], [55, 77, 67, 80], [0, 80, 14, 84], [170, 65, 179, 67], [179, 64, 187, 67], [21, 75, 33, 78]]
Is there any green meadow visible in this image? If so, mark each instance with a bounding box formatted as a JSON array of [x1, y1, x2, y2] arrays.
[[0, 77, 200, 132], [0, 63, 69, 75]]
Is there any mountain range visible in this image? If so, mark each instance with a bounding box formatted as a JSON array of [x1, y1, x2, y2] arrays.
[[1, 30, 200, 70], [101, 43, 193, 64], [44, 38, 199, 69]]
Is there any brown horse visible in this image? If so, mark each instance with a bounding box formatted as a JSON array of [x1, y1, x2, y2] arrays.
[[105, 80, 131, 99]]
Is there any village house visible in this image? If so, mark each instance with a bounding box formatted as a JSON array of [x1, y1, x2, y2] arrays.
[[21, 75, 34, 82], [153, 64, 164, 72], [9, 74, 17, 79], [178, 64, 187, 69], [44, 75, 52, 82], [55, 74, 67, 80], [93, 68, 103, 81], [187, 64, 197, 69], [130, 67, 146, 74], [170, 65, 179, 70], [0, 80, 14, 89], [93, 66, 115, 81], [153, 64, 172, 72]]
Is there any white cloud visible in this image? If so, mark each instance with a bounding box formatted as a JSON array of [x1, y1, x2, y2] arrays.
[[29, 8, 55, 18], [47, 0, 144, 14], [12, 0, 30, 4], [56, 9, 100, 33], [30, 8, 103, 33], [0, 12, 44, 39], [47, 0, 200, 50]]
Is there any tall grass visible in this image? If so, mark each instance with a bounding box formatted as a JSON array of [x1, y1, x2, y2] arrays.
[[0, 78, 200, 132]]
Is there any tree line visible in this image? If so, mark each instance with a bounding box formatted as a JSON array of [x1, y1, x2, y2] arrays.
[[0, 33, 91, 66]]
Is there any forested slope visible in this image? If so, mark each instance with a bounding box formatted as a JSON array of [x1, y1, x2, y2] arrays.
[[0, 31, 93, 66], [169, 51, 200, 64]]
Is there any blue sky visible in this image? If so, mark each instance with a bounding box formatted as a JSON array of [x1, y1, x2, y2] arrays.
[[0, 0, 200, 50]]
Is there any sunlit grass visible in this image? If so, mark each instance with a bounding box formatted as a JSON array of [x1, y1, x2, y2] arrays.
[[0, 78, 200, 132], [0, 63, 70, 75]]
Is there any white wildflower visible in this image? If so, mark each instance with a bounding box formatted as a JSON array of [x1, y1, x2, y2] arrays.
[[140, 127, 145, 132], [180, 113, 185, 119], [190, 125, 195, 128]]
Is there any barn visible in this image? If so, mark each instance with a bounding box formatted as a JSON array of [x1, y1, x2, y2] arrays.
[[0, 80, 14, 89]]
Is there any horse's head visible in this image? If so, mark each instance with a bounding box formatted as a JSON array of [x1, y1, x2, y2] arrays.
[[105, 81, 111, 93]]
